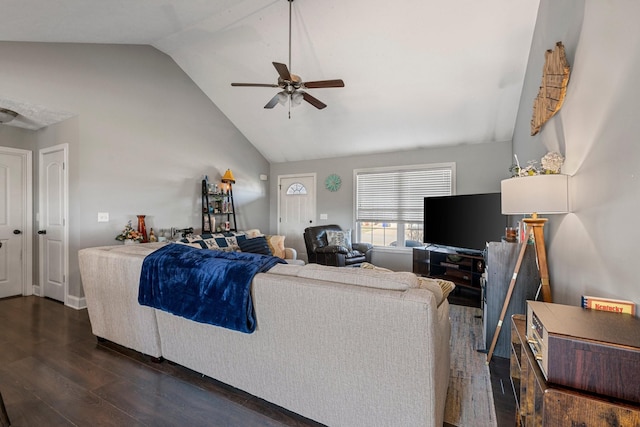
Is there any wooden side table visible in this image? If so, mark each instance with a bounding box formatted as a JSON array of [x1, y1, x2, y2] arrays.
[[510, 315, 640, 426]]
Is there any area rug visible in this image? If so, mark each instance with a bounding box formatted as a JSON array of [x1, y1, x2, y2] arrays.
[[444, 304, 498, 427]]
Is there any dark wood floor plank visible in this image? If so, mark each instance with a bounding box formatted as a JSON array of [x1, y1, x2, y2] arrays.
[[0, 295, 512, 427], [0, 338, 33, 366], [99, 340, 330, 426], [89, 341, 317, 426], [94, 378, 285, 427], [0, 297, 92, 349], [2, 356, 145, 426], [70, 338, 223, 398], [27, 339, 122, 392], [0, 368, 73, 426]]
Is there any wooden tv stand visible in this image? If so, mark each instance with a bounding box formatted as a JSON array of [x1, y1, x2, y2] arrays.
[[412, 246, 484, 292]]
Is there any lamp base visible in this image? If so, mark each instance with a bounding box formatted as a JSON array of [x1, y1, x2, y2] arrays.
[[523, 215, 552, 303]]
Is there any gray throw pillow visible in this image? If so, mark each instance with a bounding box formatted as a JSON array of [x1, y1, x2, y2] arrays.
[[326, 229, 352, 250]]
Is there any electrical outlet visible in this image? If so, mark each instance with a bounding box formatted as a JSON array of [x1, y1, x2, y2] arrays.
[[97, 212, 109, 222], [320, 213, 328, 220]]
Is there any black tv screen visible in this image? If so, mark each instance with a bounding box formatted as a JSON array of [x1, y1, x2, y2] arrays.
[[423, 193, 506, 253]]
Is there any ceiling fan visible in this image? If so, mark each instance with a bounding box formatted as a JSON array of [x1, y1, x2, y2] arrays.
[[231, 0, 344, 115]]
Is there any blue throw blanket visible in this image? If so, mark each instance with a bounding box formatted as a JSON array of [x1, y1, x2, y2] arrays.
[[138, 243, 286, 333]]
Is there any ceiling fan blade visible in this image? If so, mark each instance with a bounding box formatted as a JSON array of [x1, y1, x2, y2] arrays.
[[264, 93, 282, 109], [301, 92, 327, 110], [231, 83, 279, 88], [273, 62, 292, 81], [303, 79, 345, 89]]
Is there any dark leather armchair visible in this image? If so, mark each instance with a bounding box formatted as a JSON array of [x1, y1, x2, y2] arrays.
[[303, 224, 373, 267]]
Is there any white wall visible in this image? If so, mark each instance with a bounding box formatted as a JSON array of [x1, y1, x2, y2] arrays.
[[0, 125, 35, 150], [512, 0, 640, 308], [270, 140, 512, 264], [0, 42, 270, 299]]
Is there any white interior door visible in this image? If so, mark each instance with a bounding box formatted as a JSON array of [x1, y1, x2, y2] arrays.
[[0, 147, 32, 299], [278, 174, 316, 263], [39, 144, 68, 303]]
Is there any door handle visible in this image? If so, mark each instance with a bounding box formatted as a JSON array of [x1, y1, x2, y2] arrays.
[[13, 229, 22, 235], [37, 230, 47, 235]]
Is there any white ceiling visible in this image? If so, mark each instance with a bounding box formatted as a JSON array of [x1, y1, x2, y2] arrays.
[[0, 0, 540, 162]]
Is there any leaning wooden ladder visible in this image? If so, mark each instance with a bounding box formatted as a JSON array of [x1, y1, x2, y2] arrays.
[[485, 227, 533, 364]]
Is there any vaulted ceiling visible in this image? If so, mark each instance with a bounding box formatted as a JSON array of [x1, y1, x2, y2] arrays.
[[0, 0, 540, 162]]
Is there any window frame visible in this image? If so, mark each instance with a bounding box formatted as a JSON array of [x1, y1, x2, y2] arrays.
[[353, 162, 456, 248]]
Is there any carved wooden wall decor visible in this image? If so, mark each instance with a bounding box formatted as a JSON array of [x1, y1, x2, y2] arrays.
[[531, 42, 570, 135]]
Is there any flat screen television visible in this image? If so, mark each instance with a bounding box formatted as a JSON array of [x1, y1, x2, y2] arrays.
[[423, 193, 506, 254]]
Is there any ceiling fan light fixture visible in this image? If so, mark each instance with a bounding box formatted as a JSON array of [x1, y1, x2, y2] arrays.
[[277, 92, 288, 105], [0, 108, 18, 124], [292, 92, 304, 106]]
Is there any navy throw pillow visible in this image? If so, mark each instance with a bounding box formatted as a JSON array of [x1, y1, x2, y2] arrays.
[[238, 236, 272, 256]]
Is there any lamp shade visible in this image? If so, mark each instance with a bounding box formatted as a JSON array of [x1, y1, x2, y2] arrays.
[[501, 174, 569, 215], [221, 169, 236, 184]]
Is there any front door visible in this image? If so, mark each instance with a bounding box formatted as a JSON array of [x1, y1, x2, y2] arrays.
[[278, 174, 316, 263], [39, 144, 68, 303], [0, 147, 32, 298]]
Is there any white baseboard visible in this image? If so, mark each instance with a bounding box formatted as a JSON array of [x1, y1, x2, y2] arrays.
[[31, 285, 86, 310], [66, 295, 87, 310]]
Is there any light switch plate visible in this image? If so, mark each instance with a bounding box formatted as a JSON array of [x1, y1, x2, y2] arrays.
[[320, 213, 328, 220], [97, 212, 109, 222]]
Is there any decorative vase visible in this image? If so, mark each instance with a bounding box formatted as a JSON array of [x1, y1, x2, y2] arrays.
[[137, 215, 148, 243]]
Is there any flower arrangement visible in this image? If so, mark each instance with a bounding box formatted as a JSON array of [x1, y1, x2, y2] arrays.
[[510, 152, 564, 177], [540, 152, 564, 174], [115, 220, 144, 242]]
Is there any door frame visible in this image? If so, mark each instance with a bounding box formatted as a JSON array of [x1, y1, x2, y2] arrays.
[[0, 146, 33, 296], [38, 143, 69, 305]]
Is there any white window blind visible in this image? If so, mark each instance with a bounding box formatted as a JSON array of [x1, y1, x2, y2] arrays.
[[356, 165, 453, 222]]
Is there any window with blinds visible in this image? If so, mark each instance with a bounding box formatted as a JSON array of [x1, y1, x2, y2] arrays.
[[355, 163, 455, 247]]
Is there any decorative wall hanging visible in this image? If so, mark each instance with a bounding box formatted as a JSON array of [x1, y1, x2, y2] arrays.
[[531, 42, 570, 136], [324, 174, 342, 192]]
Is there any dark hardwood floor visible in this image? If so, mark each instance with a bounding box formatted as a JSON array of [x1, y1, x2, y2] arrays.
[[447, 288, 516, 427], [0, 296, 323, 426], [489, 355, 515, 427], [0, 295, 515, 427]]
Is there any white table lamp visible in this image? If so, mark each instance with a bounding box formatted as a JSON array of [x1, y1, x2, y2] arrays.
[[500, 174, 569, 302], [486, 174, 569, 362]]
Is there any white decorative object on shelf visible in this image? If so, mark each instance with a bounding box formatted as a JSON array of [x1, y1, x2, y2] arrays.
[[511, 152, 565, 177], [541, 152, 565, 174]]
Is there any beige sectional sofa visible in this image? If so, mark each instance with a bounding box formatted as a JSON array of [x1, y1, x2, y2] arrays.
[[79, 243, 451, 427]]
